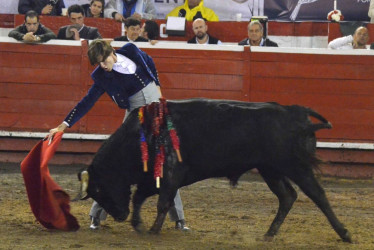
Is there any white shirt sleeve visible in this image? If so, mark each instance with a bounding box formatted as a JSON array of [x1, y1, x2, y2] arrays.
[[328, 35, 353, 50]]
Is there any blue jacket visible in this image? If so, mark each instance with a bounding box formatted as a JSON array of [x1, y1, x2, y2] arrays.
[[64, 43, 160, 127]]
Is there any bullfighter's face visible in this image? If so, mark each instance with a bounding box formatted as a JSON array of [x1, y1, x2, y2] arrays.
[[99, 52, 117, 72]]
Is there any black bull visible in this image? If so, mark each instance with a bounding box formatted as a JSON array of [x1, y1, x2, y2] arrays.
[[77, 99, 351, 242]]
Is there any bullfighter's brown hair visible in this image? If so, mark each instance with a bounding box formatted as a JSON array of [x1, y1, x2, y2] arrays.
[[87, 39, 115, 65]]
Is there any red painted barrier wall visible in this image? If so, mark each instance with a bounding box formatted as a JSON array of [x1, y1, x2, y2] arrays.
[[1, 40, 374, 177]]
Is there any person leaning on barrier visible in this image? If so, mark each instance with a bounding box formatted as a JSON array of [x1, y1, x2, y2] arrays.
[[82, 0, 105, 18], [104, 0, 156, 22], [140, 20, 159, 45], [141, 20, 159, 41], [57, 4, 102, 40], [113, 17, 148, 42], [18, 0, 65, 16], [238, 21, 278, 47], [8, 10, 56, 43], [187, 18, 221, 45], [166, 0, 219, 22], [328, 26, 369, 50], [48, 39, 190, 231]]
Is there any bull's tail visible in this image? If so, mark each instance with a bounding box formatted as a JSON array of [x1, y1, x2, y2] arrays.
[[306, 108, 332, 132]]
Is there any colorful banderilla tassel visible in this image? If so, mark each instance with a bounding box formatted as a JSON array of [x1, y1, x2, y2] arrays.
[[138, 107, 148, 172], [167, 117, 182, 162], [154, 145, 165, 188]]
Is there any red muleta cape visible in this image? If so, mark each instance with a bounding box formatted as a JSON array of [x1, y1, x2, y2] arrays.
[[20, 132, 80, 231]]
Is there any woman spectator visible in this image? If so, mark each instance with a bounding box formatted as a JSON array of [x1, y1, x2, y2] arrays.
[[82, 0, 105, 18]]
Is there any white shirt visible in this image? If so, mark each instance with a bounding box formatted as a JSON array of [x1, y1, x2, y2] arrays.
[[328, 35, 354, 50], [195, 35, 222, 45], [112, 53, 137, 74], [246, 38, 265, 46]]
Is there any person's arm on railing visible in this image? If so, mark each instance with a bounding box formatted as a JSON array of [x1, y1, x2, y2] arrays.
[[328, 35, 352, 50]]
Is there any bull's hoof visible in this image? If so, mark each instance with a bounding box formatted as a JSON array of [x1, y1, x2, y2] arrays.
[[133, 223, 147, 234], [148, 227, 161, 235], [341, 230, 352, 243], [263, 235, 274, 242]]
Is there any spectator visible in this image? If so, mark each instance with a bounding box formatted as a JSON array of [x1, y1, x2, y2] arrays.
[[368, 0, 374, 23], [166, 0, 219, 22], [104, 0, 156, 22], [187, 18, 221, 44], [328, 26, 369, 50], [57, 4, 102, 40], [238, 21, 278, 47], [114, 18, 148, 42], [141, 20, 159, 40], [8, 10, 56, 43], [82, 0, 105, 18], [18, 0, 65, 16]]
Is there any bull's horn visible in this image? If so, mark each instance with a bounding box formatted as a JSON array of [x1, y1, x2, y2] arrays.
[[72, 170, 90, 201]]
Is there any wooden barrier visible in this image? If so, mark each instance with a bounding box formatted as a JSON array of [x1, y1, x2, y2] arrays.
[[1, 38, 374, 177]]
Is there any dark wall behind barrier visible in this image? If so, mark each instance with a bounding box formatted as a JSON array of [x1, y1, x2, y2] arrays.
[[265, 0, 370, 22]]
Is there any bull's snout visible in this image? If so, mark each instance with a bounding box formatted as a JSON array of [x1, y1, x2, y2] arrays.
[[114, 210, 129, 222]]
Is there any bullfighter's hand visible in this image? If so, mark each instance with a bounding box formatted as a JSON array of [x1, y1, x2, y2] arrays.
[[23, 32, 36, 42], [48, 123, 67, 142]]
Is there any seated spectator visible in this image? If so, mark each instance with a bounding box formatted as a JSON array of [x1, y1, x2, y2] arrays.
[[8, 10, 56, 43], [166, 0, 219, 22], [57, 4, 102, 40], [82, 0, 105, 18], [18, 0, 65, 16], [114, 18, 148, 42], [238, 21, 278, 47], [187, 18, 221, 44], [328, 26, 369, 50], [104, 0, 156, 22]]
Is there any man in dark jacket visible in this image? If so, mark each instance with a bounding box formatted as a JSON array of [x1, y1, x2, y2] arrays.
[[18, 0, 65, 16], [238, 21, 278, 47], [57, 4, 102, 40], [114, 18, 148, 42], [187, 18, 221, 44], [8, 10, 56, 43]]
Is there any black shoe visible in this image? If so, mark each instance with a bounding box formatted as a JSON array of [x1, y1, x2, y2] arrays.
[[90, 216, 100, 230], [175, 219, 190, 231]]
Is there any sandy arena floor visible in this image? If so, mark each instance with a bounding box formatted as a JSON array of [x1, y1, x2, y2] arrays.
[[0, 163, 373, 250]]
